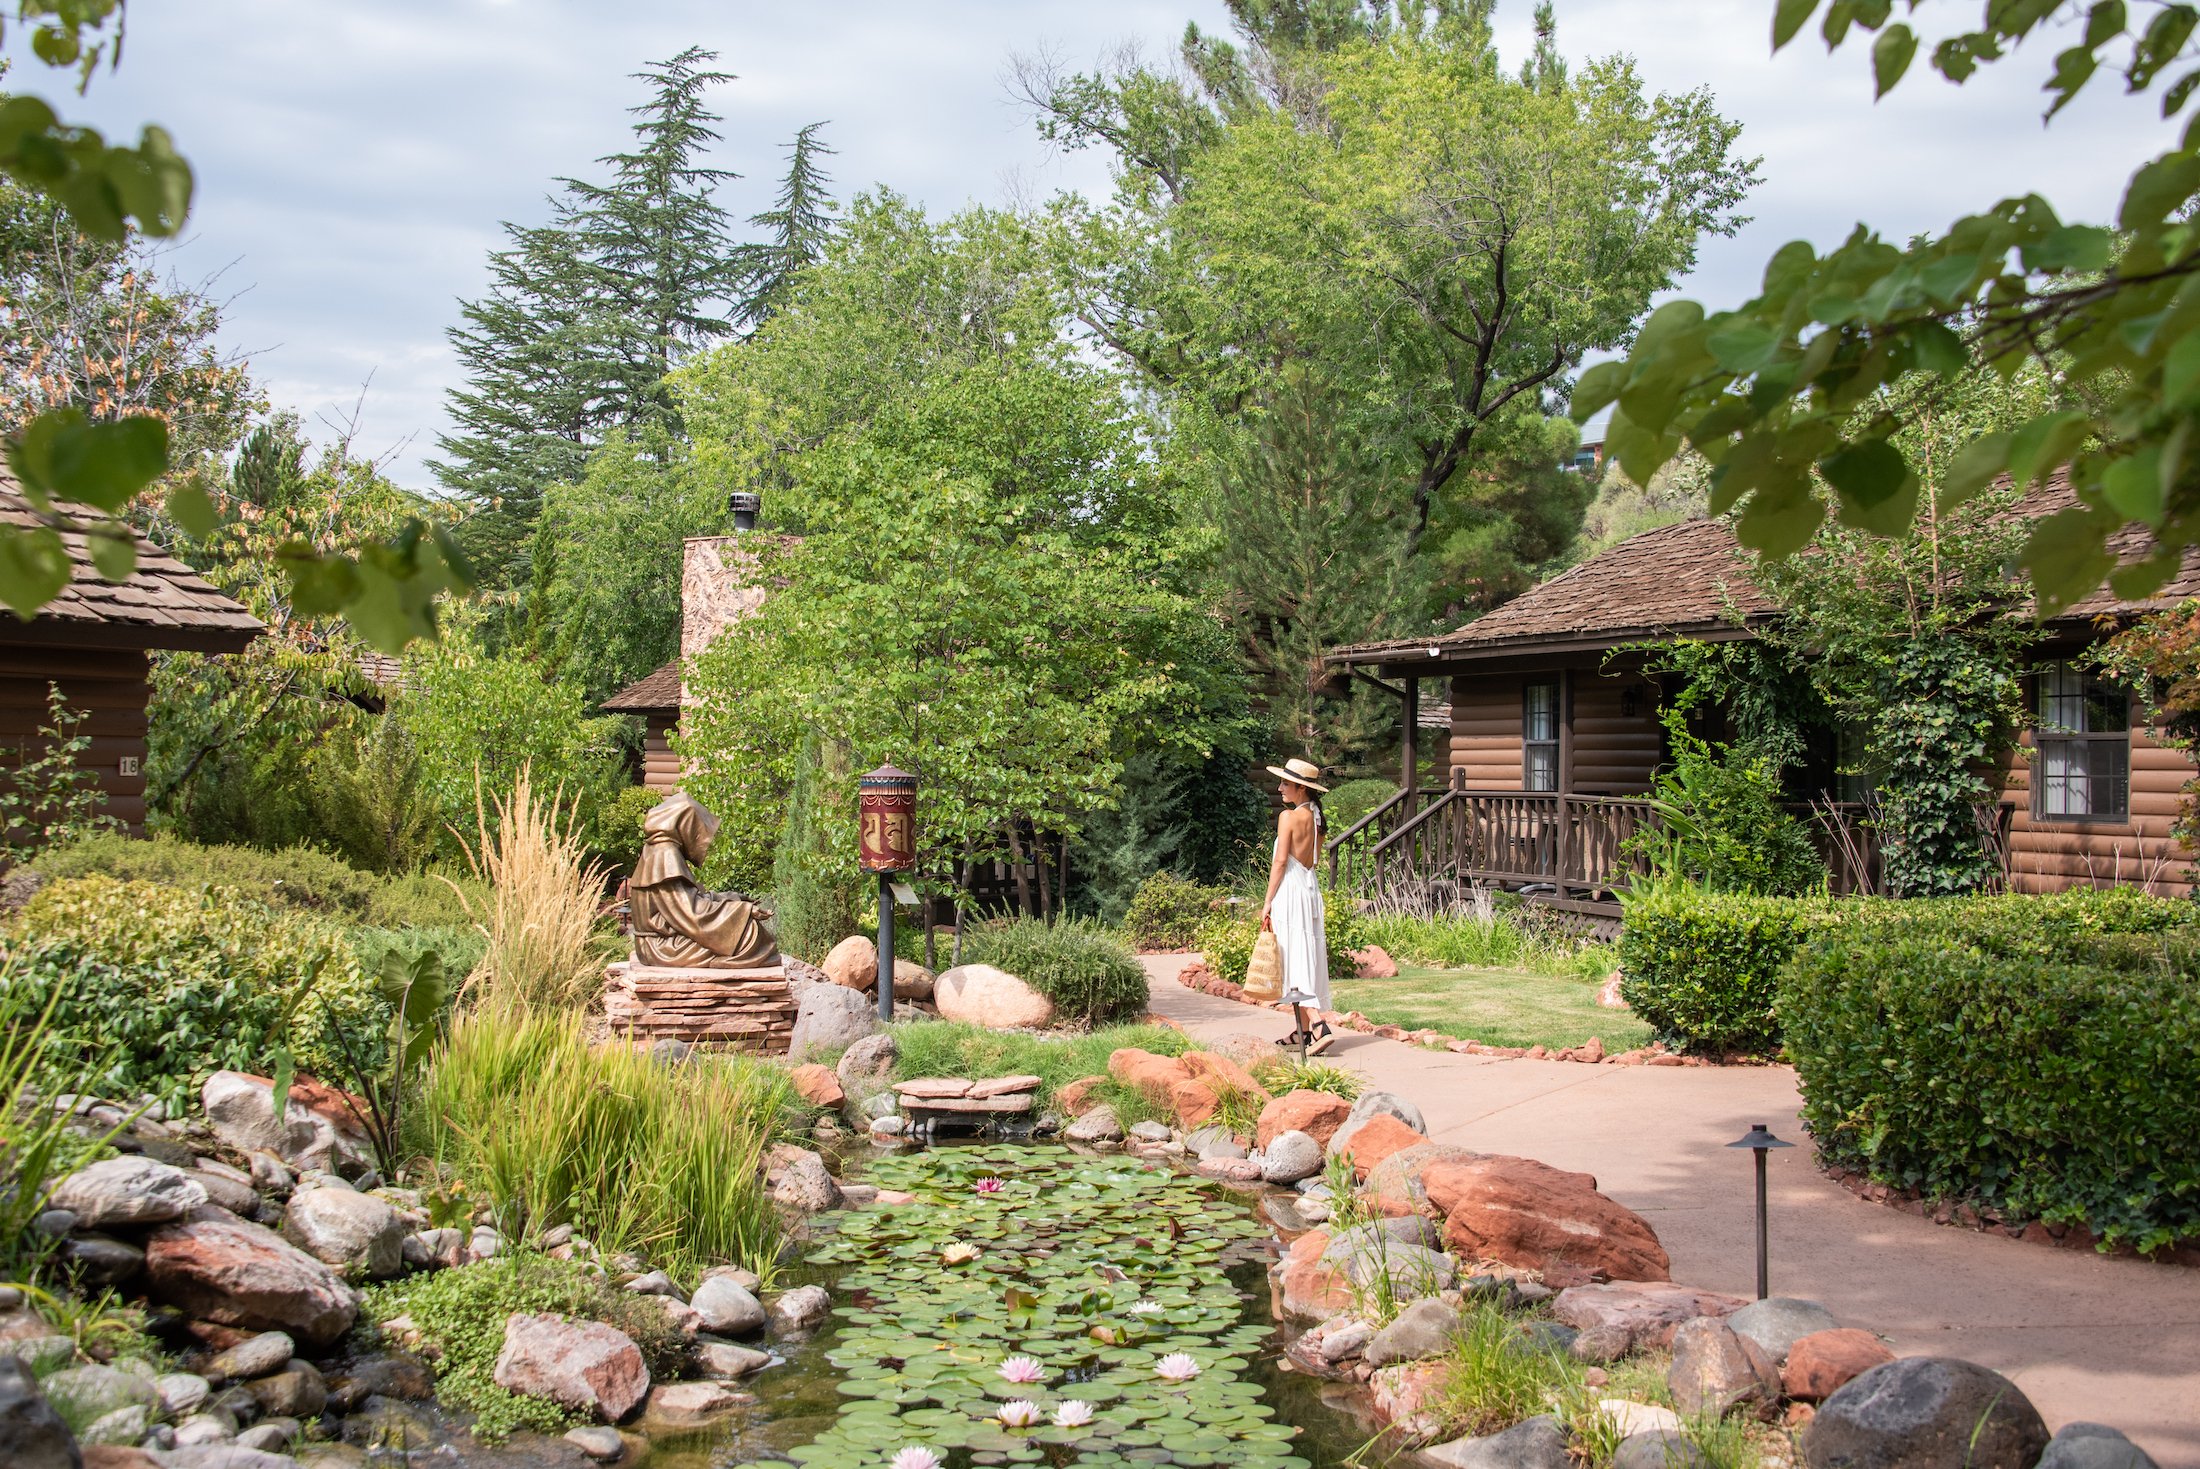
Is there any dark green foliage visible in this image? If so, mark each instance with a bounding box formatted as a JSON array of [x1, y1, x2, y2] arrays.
[[361, 1253, 689, 1441], [1618, 886, 1839, 1054], [1120, 871, 1227, 951], [434, 48, 746, 584], [1067, 752, 1194, 923], [1628, 711, 1823, 896], [1323, 777, 1398, 837], [1174, 752, 1268, 884], [3, 877, 390, 1111], [964, 917, 1149, 1025], [595, 785, 666, 874], [304, 717, 442, 874], [1779, 892, 2200, 1252], [735, 121, 839, 328], [32, 832, 479, 929], [770, 730, 856, 963]]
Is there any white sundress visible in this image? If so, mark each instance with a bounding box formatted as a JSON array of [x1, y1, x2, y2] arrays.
[[1271, 831, 1330, 1011]]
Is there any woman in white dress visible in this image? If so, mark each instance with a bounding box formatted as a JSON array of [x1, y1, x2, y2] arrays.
[[1260, 757, 1334, 1054]]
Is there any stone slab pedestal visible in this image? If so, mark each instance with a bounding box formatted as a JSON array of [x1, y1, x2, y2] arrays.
[[603, 959, 797, 1054]]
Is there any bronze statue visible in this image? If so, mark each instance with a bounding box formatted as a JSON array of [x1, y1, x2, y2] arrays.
[[628, 792, 779, 968]]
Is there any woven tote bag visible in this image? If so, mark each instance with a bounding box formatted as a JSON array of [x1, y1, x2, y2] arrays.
[[1241, 929, 1285, 1003]]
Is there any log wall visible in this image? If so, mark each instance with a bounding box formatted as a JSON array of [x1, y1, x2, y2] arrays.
[[641, 714, 682, 795], [1998, 724, 2195, 896], [1448, 673, 1525, 787], [1449, 665, 1662, 794], [0, 643, 150, 831]]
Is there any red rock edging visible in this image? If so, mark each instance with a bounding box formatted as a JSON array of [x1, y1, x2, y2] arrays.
[[1823, 1163, 2200, 1269]]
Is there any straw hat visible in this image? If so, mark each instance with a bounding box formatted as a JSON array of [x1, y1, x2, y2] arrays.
[[1265, 757, 1329, 793]]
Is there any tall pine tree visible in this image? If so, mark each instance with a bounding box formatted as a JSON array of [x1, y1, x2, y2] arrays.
[[736, 122, 838, 329], [433, 47, 745, 586]]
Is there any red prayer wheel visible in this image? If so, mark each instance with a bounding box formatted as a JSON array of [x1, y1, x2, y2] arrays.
[[857, 764, 917, 873]]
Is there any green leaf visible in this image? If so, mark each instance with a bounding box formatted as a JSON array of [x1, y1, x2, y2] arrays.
[[2119, 150, 2200, 231], [2007, 409, 2092, 488], [2021, 508, 2118, 616], [1874, 23, 1919, 97], [1569, 361, 1626, 420], [2046, 45, 2101, 117], [2021, 225, 2113, 272], [2131, 4, 2199, 89], [167, 482, 219, 539], [1835, 473, 1919, 535], [1774, 0, 1824, 49], [1736, 486, 1827, 558], [1907, 320, 1969, 377], [1937, 431, 2012, 510], [0, 525, 72, 615], [8, 409, 168, 512], [2099, 447, 2167, 525], [86, 529, 135, 582], [1706, 321, 1782, 374], [1819, 438, 1910, 507]]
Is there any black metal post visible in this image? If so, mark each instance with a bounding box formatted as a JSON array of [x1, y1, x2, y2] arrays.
[[877, 872, 894, 1023], [1754, 1143, 1769, 1301]]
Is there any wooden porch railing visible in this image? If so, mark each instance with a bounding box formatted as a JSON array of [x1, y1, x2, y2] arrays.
[[1328, 783, 1660, 904]]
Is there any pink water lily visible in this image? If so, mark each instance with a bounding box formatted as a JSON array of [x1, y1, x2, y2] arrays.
[[889, 1449, 942, 1469], [997, 1355, 1045, 1384], [1154, 1352, 1201, 1382], [974, 1178, 1005, 1194]]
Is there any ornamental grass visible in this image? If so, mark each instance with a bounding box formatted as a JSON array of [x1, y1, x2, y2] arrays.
[[449, 765, 608, 1011]]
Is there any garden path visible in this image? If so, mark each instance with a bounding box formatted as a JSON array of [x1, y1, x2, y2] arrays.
[[1139, 954, 2200, 1467]]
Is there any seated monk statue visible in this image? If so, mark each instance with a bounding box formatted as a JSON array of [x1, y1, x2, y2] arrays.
[[629, 792, 780, 969]]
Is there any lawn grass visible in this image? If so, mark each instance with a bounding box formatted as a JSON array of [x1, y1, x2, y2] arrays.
[[1329, 964, 1652, 1052]]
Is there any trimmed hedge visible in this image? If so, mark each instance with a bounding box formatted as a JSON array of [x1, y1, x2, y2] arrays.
[[1780, 893, 2200, 1251], [1617, 887, 1841, 1054], [964, 917, 1149, 1025]]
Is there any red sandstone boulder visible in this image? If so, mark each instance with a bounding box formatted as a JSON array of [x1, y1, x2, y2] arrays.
[[1551, 1281, 1750, 1353], [1782, 1328, 1896, 1402], [493, 1313, 650, 1422], [144, 1206, 359, 1346], [788, 1064, 844, 1109], [1055, 1076, 1107, 1116], [1426, 1156, 1670, 1282], [1273, 1228, 1353, 1322], [1351, 945, 1399, 978], [1365, 1143, 1481, 1217], [822, 935, 877, 990], [1334, 1115, 1430, 1178], [1369, 1360, 1447, 1444], [1107, 1048, 1192, 1107], [1255, 1089, 1353, 1151], [1181, 1050, 1269, 1102], [1170, 1079, 1222, 1129]]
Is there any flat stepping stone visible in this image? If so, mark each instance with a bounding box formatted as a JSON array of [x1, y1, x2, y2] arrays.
[[901, 1093, 1035, 1114], [894, 1078, 973, 1099], [968, 1075, 1044, 1099]]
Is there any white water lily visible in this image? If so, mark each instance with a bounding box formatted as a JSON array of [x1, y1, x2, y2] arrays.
[[996, 1399, 1042, 1428], [889, 1448, 943, 1469], [1154, 1352, 1201, 1382], [1053, 1400, 1096, 1428], [1127, 1299, 1165, 1315], [939, 1240, 980, 1265], [997, 1355, 1046, 1384]]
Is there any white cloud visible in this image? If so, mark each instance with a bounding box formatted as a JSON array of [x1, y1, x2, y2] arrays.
[[13, 1, 2179, 485]]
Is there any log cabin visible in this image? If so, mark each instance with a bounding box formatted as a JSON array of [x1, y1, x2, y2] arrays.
[[1324, 483, 2200, 915], [0, 479, 261, 834]]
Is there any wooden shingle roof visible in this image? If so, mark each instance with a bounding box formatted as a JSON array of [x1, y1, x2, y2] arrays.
[[603, 659, 680, 714], [0, 476, 261, 653], [1332, 472, 2200, 670]]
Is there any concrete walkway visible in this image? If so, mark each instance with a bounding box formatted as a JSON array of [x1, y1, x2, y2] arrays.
[[1140, 956, 2200, 1466]]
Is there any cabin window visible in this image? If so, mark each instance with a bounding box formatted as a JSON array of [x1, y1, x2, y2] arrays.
[[2035, 662, 2129, 821], [1522, 679, 1560, 792]]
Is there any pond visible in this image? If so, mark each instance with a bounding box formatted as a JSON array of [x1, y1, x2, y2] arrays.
[[641, 1144, 1387, 1468]]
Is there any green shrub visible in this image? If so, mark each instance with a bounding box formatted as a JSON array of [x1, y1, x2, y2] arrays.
[[1121, 871, 1226, 951], [349, 925, 487, 988], [1779, 890, 2200, 1251], [964, 917, 1149, 1024], [1195, 900, 1366, 987], [4, 877, 390, 1110], [594, 785, 665, 873], [1617, 886, 1839, 1054], [32, 832, 480, 928], [362, 1252, 688, 1441], [1627, 713, 1823, 895], [1323, 777, 1397, 836]]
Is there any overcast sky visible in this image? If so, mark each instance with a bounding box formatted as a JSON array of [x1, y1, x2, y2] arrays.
[[17, 0, 2181, 488]]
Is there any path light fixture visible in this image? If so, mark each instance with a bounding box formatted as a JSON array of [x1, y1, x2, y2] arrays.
[[858, 765, 918, 1021], [1728, 1122, 1793, 1300]]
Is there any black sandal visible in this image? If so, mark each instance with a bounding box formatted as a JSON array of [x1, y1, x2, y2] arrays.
[[1275, 1030, 1308, 1048], [1305, 1022, 1337, 1056]]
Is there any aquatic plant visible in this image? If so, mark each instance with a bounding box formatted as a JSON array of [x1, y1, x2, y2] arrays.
[[1155, 1352, 1201, 1382], [939, 1240, 979, 1265], [798, 1145, 1296, 1468], [998, 1355, 1046, 1384], [887, 1448, 941, 1469], [974, 1178, 1004, 1195], [996, 1399, 1043, 1427]]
